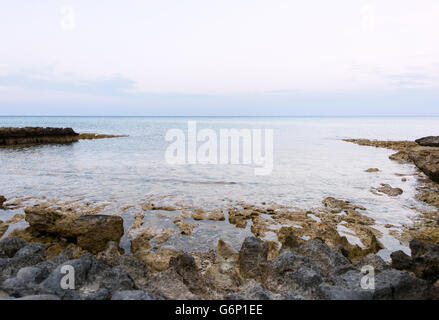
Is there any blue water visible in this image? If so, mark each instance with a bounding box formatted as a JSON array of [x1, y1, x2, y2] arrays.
[[1, 116, 438, 255]]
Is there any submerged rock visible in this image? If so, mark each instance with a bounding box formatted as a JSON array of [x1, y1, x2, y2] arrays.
[[371, 184, 403, 197]]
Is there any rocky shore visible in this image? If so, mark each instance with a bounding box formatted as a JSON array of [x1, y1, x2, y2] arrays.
[[0, 127, 126, 146], [344, 136, 439, 244], [0, 135, 438, 300], [0, 192, 438, 300]]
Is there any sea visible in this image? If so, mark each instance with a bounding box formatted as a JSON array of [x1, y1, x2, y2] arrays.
[[1, 116, 438, 258]]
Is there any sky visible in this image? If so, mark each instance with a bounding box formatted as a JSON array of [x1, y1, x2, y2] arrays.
[[0, 0, 438, 116]]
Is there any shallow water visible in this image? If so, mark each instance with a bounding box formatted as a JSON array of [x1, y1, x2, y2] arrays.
[[1, 116, 438, 258]]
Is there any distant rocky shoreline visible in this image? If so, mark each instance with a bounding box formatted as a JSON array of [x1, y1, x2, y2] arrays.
[[0, 127, 127, 146], [0, 135, 438, 300]]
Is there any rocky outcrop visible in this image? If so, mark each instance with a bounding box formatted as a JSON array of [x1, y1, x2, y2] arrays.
[[0, 127, 79, 146], [344, 138, 439, 183], [408, 147, 439, 183], [416, 136, 439, 147], [0, 127, 127, 146], [23, 206, 124, 253]]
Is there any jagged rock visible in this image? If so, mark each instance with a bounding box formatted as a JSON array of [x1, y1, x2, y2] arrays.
[[317, 270, 374, 300], [409, 240, 439, 282], [169, 254, 206, 295], [391, 250, 414, 271], [145, 268, 199, 300], [416, 136, 439, 147], [38, 254, 95, 299], [238, 237, 268, 280], [0, 237, 28, 258], [1, 266, 47, 297], [296, 238, 354, 277], [318, 269, 434, 300], [265, 250, 323, 293], [99, 266, 135, 292], [365, 168, 379, 173], [99, 242, 150, 287], [0, 242, 46, 282], [373, 269, 433, 300], [355, 254, 390, 274], [391, 241, 439, 283]]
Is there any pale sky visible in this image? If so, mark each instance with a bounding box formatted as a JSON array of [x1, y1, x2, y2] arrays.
[[0, 0, 438, 115]]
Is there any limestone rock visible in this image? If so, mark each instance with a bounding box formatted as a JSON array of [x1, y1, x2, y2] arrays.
[[24, 206, 124, 253]]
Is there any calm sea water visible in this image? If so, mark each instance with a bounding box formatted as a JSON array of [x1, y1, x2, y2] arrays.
[[1, 116, 438, 257]]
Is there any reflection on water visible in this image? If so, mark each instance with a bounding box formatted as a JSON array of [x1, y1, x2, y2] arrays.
[[1, 116, 438, 256]]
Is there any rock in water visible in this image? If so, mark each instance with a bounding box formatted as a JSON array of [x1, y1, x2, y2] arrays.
[[415, 136, 439, 147], [0, 127, 79, 146], [372, 184, 403, 197]]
